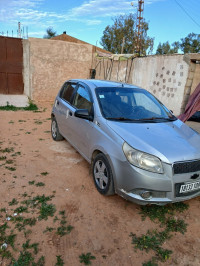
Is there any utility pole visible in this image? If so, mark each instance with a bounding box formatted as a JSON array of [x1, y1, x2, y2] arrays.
[[133, 0, 144, 56], [18, 22, 21, 38]]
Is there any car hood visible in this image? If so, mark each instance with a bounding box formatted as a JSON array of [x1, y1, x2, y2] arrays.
[[107, 119, 200, 164]]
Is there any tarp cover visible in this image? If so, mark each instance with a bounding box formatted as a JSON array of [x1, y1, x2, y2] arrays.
[[178, 83, 200, 122]]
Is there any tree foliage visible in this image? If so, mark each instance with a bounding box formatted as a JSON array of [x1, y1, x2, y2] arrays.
[[179, 33, 200, 53], [43, 27, 57, 39], [156, 33, 200, 54], [156, 41, 179, 55], [100, 13, 154, 55]]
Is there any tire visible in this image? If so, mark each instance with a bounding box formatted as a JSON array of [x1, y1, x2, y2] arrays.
[[51, 117, 64, 141], [92, 153, 115, 196]]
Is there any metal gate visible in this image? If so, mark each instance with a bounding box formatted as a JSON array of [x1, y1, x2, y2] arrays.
[[0, 36, 24, 94]]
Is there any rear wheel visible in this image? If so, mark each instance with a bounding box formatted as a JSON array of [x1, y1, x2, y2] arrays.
[[51, 117, 64, 141], [93, 153, 115, 195]]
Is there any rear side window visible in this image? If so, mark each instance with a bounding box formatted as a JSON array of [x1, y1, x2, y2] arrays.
[[73, 85, 92, 112], [60, 82, 76, 103]]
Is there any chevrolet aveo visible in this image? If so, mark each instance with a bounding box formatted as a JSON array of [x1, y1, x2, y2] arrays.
[[51, 79, 200, 205]]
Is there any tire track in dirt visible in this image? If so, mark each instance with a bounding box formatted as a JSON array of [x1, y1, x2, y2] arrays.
[[52, 201, 80, 265]]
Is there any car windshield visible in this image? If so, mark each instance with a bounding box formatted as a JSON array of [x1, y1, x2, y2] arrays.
[[96, 87, 176, 122]]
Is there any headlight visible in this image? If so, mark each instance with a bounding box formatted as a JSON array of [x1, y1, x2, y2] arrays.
[[122, 142, 163, 174]]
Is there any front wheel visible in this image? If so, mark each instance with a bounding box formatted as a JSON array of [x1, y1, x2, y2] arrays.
[[51, 117, 64, 141], [92, 153, 115, 195]]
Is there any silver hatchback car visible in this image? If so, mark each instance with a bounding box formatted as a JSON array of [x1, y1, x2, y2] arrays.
[[51, 79, 200, 205]]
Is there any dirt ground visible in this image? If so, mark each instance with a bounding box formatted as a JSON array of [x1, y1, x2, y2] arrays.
[[0, 102, 200, 266]]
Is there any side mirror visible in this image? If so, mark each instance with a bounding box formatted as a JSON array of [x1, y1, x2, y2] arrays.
[[74, 109, 93, 121]]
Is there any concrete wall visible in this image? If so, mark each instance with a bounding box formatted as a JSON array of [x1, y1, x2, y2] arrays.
[[130, 55, 189, 115], [23, 38, 93, 101], [191, 64, 200, 94], [94, 54, 200, 115]]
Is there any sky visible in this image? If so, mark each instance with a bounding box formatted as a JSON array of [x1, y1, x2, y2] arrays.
[[0, 0, 199, 53]]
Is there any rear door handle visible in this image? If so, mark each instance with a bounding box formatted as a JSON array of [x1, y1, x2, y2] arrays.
[[57, 100, 60, 105]]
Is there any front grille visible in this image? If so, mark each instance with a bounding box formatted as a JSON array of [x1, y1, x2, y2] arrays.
[[173, 160, 200, 174]]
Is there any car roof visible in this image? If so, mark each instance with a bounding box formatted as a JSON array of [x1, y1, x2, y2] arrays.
[[68, 79, 142, 90]]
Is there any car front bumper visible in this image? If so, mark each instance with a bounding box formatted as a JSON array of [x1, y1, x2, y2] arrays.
[[109, 156, 200, 205]]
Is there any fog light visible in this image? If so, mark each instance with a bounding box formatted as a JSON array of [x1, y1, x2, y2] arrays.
[[140, 191, 152, 200]]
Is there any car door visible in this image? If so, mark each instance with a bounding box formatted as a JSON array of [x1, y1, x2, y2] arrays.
[[66, 83, 94, 160], [55, 81, 77, 139]]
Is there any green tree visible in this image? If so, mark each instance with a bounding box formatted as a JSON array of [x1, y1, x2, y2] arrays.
[[100, 13, 154, 55], [179, 33, 200, 53], [43, 27, 57, 39], [171, 41, 179, 53], [156, 41, 179, 55]]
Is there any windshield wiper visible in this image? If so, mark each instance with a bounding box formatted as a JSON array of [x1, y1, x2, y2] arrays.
[[106, 117, 136, 121], [139, 117, 177, 121]]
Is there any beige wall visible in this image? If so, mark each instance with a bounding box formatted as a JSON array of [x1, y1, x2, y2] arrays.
[[24, 38, 93, 101]]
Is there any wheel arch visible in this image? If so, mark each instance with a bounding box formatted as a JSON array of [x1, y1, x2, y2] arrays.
[[91, 148, 117, 191]]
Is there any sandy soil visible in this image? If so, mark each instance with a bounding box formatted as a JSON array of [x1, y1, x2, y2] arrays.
[[0, 103, 200, 266]]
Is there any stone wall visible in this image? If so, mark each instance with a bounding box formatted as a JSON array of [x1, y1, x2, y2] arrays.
[[23, 38, 93, 101]]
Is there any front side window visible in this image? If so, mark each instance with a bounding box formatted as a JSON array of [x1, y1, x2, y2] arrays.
[[73, 85, 92, 112], [60, 82, 76, 103], [96, 87, 176, 123]]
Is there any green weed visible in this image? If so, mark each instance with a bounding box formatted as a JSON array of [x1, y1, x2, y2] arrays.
[[131, 203, 189, 265], [55, 255, 64, 266], [0, 102, 38, 111], [35, 182, 45, 187], [38, 203, 56, 220], [43, 227, 55, 233], [9, 198, 18, 206], [22, 239, 39, 254], [79, 253, 96, 265], [11, 152, 21, 157], [34, 120, 43, 125], [6, 160, 14, 164], [140, 202, 188, 224], [1, 147, 14, 153], [14, 250, 34, 265], [40, 172, 49, 176], [14, 206, 28, 213], [5, 166, 16, 171]]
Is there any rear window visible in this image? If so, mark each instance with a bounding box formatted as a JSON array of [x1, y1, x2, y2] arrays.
[[60, 82, 76, 103]]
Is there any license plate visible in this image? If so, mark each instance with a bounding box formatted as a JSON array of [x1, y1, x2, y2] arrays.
[[179, 181, 200, 194]]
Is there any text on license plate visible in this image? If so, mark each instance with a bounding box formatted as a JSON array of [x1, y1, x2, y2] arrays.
[[179, 181, 200, 193]]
